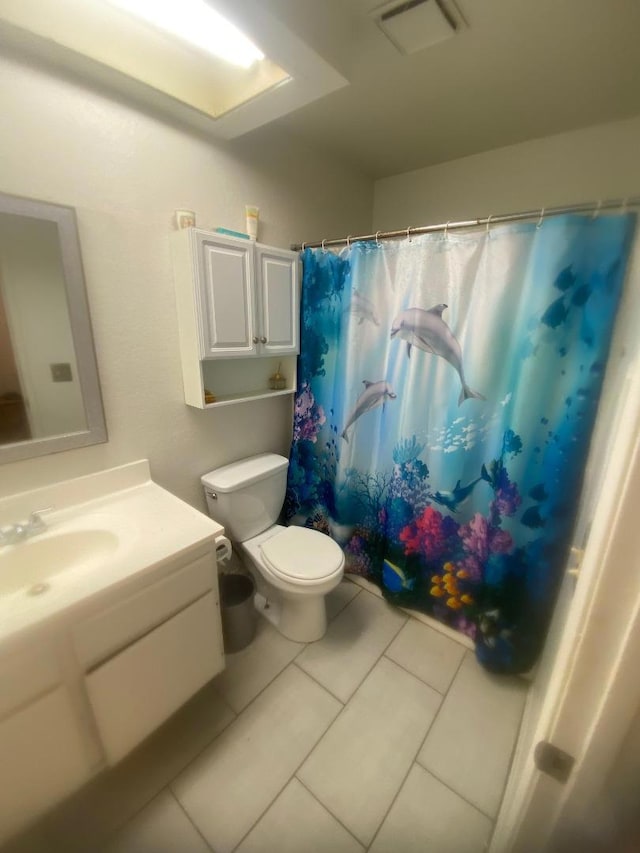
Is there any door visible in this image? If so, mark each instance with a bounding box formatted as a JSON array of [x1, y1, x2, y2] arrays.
[[196, 232, 257, 358], [255, 245, 299, 356]]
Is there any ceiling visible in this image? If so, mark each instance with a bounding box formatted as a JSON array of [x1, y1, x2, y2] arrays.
[[257, 0, 640, 178], [3, 0, 640, 180]]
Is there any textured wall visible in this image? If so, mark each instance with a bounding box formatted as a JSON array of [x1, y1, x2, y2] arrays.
[[373, 115, 640, 230], [0, 52, 373, 507]]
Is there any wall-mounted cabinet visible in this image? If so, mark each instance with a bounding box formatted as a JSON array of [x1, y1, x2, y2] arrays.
[[170, 229, 300, 408]]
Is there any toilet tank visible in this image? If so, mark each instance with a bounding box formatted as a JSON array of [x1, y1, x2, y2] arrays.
[[201, 453, 289, 542]]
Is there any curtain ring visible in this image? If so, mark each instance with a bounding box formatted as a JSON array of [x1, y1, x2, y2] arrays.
[[346, 235, 352, 248], [321, 238, 326, 252], [375, 230, 382, 247], [301, 242, 306, 251], [621, 197, 629, 214], [536, 208, 545, 229], [406, 226, 412, 242], [486, 214, 493, 234], [444, 221, 451, 238], [592, 200, 602, 219]]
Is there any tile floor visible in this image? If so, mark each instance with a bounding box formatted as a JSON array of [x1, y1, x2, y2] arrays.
[[6, 580, 528, 853]]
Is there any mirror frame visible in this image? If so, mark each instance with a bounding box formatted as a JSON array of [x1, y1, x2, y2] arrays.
[[0, 192, 107, 464]]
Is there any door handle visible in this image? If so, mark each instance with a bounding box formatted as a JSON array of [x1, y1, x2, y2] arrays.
[[260, 336, 267, 344], [252, 336, 258, 344]]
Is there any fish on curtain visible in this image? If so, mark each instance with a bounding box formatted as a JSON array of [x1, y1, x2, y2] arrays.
[[285, 214, 636, 674]]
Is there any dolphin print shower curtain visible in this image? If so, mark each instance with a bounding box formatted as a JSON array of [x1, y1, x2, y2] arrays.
[[285, 213, 636, 673]]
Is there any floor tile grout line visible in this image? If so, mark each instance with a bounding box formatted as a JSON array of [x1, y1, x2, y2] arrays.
[[413, 648, 527, 823], [326, 584, 363, 623], [92, 788, 173, 852], [379, 654, 448, 700], [87, 694, 238, 852], [294, 775, 367, 851], [219, 639, 306, 714], [170, 788, 218, 853], [168, 664, 310, 817], [369, 647, 472, 841], [347, 575, 472, 647], [293, 586, 408, 704], [381, 650, 453, 696], [291, 660, 346, 705], [294, 646, 448, 852], [412, 761, 497, 823], [289, 587, 364, 667], [183, 592, 403, 849], [226, 692, 345, 853], [290, 650, 415, 775], [312, 604, 409, 704], [96, 787, 204, 853], [365, 653, 465, 851]]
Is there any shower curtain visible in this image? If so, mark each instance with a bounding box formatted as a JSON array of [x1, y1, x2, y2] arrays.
[[285, 213, 636, 673]]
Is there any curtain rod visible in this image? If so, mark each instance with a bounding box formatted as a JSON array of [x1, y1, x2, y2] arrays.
[[291, 195, 640, 252]]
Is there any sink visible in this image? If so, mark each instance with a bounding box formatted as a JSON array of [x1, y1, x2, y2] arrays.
[[0, 460, 225, 644], [0, 530, 119, 596]]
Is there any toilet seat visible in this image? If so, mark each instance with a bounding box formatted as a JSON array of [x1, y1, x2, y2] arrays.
[[260, 527, 344, 584]]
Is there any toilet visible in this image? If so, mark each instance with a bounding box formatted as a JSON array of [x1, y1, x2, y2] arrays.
[[201, 453, 344, 643]]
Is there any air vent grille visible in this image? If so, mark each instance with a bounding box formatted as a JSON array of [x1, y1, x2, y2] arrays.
[[372, 0, 463, 55]]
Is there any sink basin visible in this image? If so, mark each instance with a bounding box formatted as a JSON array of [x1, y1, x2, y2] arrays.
[[0, 530, 119, 596]]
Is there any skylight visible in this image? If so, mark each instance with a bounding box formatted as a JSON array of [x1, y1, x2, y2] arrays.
[[0, 0, 348, 138], [106, 0, 264, 69]]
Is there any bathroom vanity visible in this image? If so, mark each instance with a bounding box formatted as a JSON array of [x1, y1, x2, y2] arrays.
[[0, 461, 227, 843]]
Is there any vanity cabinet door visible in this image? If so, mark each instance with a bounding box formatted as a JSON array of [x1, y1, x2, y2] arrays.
[[255, 244, 300, 356], [196, 232, 257, 358], [0, 687, 91, 843], [85, 592, 223, 765]]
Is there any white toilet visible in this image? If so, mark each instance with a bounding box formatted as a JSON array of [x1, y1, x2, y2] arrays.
[[202, 453, 345, 643]]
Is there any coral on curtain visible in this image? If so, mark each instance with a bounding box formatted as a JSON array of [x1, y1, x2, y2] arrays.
[[285, 214, 636, 673]]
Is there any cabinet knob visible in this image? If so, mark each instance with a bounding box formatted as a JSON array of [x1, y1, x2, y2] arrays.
[[260, 336, 267, 344], [252, 336, 258, 344]]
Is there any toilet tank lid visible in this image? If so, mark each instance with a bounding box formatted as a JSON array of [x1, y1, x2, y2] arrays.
[[201, 453, 288, 493]]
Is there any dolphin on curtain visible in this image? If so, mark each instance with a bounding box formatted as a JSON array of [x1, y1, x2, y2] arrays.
[[345, 289, 381, 326], [341, 380, 397, 443], [391, 304, 485, 405]]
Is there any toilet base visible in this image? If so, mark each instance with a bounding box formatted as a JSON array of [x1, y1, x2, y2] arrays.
[[254, 591, 328, 643]]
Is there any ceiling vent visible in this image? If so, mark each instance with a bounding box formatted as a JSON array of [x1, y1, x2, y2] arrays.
[[372, 0, 463, 55]]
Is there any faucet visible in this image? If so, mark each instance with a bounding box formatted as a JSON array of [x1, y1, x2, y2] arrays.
[[0, 507, 53, 546]]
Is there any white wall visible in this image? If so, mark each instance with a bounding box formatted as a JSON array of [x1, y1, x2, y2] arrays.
[[373, 116, 640, 229], [0, 53, 373, 507]]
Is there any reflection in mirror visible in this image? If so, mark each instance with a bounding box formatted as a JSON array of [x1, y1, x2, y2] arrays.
[[0, 193, 106, 464]]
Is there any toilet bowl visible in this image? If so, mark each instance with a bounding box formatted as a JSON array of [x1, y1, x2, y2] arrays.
[[202, 454, 344, 643]]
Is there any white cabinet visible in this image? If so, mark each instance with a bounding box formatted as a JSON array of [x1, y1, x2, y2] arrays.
[[255, 244, 299, 356], [195, 231, 256, 358], [0, 548, 224, 844], [77, 552, 224, 765], [171, 228, 300, 408], [85, 592, 222, 764], [0, 646, 92, 843]]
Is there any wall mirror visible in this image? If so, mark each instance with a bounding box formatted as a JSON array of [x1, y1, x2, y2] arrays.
[[0, 192, 106, 464]]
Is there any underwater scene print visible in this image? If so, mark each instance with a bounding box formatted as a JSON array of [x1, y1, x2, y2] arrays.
[[285, 214, 636, 673]]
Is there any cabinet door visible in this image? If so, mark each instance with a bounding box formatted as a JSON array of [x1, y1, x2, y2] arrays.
[[85, 592, 224, 765], [255, 245, 300, 356], [196, 233, 257, 358], [0, 687, 91, 844]]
